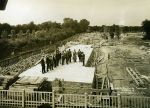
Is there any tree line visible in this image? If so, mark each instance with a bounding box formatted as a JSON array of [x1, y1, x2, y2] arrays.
[[0, 18, 90, 59], [88, 25, 142, 33], [89, 19, 150, 40], [0, 18, 90, 38]]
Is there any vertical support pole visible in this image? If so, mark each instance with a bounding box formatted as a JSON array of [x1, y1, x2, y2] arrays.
[[52, 90, 55, 108], [85, 93, 88, 108], [118, 94, 121, 108], [22, 89, 25, 108], [95, 63, 97, 74]]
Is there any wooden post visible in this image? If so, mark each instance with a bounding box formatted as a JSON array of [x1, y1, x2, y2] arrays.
[[118, 94, 121, 108], [22, 89, 25, 108], [52, 90, 55, 108], [85, 93, 88, 108], [95, 63, 97, 74]]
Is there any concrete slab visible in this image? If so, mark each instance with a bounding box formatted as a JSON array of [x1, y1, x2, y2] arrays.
[[19, 44, 95, 83]]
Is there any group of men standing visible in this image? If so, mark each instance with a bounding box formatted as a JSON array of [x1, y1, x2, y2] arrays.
[[40, 48, 85, 74]]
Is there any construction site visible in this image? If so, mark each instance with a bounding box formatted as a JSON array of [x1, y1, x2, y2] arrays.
[[0, 31, 150, 108], [1, 0, 150, 107]]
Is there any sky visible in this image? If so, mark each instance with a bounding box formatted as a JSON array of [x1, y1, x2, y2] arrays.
[[0, 0, 150, 26]]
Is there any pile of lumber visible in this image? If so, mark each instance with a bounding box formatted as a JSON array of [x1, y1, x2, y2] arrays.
[[0, 75, 18, 90], [9, 76, 47, 91]]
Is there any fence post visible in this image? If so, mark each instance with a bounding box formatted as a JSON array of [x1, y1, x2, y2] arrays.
[[52, 90, 55, 108], [85, 92, 88, 108], [118, 94, 121, 108], [22, 89, 25, 108]]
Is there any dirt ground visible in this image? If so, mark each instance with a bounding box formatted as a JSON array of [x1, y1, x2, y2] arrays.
[[92, 32, 150, 96]]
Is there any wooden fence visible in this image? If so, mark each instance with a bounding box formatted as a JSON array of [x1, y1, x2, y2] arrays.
[[0, 90, 150, 108]]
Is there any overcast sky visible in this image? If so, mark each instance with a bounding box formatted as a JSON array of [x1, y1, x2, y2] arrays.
[[0, 0, 150, 26]]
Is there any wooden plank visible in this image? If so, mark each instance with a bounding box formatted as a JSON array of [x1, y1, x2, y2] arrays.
[[101, 76, 106, 90], [9, 76, 46, 91], [126, 67, 139, 86], [126, 67, 144, 86], [92, 89, 110, 93], [134, 68, 144, 85]]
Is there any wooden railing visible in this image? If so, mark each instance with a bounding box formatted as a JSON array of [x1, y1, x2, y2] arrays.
[[0, 90, 23, 107], [25, 91, 53, 108], [0, 90, 150, 108]]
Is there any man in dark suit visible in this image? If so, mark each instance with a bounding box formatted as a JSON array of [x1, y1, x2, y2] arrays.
[[41, 58, 46, 74]]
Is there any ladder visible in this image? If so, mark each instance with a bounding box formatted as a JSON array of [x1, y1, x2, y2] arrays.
[[126, 67, 144, 87]]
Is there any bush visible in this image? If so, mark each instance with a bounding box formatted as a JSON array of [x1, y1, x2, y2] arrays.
[[142, 19, 150, 40]]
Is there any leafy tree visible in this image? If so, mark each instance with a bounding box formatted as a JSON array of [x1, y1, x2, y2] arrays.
[[62, 18, 74, 28], [62, 18, 90, 33], [9, 29, 16, 38], [40, 21, 61, 30], [142, 19, 150, 40], [62, 18, 80, 33], [28, 21, 37, 32], [1, 30, 8, 38], [26, 29, 31, 36], [109, 24, 121, 39], [0, 23, 11, 36], [88, 26, 102, 32], [109, 32, 114, 39], [15, 24, 22, 34], [79, 19, 90, 32], [17, 30, 24, 37], [114, 25, 121, 39], [0, 39, 13, 59]]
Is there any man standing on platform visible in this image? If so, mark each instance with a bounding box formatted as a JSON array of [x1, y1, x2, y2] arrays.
[[41, 57, 46, 74], [49, 55, 54, 70], [78, 49, 82, 62], [66, 50, 69, 64], [56, 49, 62, 66], [53, 53, 57, 68], [73, 49, 77, 62], [81, 52, 85, 66], [61, 51, 66, 65], [46, 56, 50, 72], [56, 49, 60, 66], [68, 49, 72, 63]]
